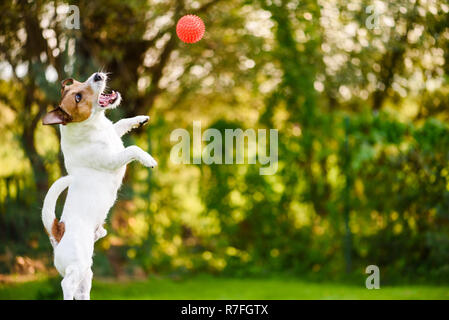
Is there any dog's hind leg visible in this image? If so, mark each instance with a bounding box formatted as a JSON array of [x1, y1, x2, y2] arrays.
[[74, 268, 93, 300], [61, 265, 82, 300], [94, 225, 107, 242]]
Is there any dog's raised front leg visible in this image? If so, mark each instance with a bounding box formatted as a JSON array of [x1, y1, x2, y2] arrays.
[[104, 146, 158, 170], [114, 116, 149, 137]]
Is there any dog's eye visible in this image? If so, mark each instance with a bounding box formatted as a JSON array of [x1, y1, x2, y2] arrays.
[[75, 93, 82, 103]]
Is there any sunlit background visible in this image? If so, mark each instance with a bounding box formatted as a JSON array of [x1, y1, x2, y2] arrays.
[[1, 0, 449, 299]]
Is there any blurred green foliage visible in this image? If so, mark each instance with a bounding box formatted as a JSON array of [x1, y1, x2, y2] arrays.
[[1, 0, 449, 284]]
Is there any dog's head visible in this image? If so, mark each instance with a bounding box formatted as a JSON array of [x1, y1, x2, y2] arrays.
[[42, 72, 122, 125]]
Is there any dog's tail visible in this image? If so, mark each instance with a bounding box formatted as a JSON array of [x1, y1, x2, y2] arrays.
[[42, 175, 72, 246]]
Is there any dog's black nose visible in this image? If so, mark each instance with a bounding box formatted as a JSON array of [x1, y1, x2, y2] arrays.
[[94, 73, 103, 82]]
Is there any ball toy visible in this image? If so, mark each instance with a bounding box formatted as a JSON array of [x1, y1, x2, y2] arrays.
[[176, 15, 205, 44]]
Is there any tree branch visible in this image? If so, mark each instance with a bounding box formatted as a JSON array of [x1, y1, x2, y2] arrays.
[[194, 0, 222, 14]]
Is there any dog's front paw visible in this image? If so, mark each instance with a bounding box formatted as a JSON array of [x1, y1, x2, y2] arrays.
[[141, 153, 158, 168], [133, 116, 150, 129]]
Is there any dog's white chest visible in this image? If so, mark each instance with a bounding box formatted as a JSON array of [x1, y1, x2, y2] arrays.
[[61, 117, 124, 173]]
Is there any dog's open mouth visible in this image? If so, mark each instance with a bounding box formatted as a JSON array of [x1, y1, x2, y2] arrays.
[[98, 90, 118, 107]]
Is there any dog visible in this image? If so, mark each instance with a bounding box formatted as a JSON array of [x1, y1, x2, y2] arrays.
[[41, 72, 157, 300]]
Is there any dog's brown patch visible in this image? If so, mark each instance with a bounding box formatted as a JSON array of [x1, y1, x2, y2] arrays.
[[51, 218, 65, 243], [43, 78, 96, 125], [59, 81, 95, 122]]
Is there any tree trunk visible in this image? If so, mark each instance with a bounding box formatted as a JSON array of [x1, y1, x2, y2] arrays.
[[21, 125, 49, 200]]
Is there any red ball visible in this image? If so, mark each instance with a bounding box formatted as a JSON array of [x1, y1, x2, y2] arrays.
[[176, 15, 205, 44]]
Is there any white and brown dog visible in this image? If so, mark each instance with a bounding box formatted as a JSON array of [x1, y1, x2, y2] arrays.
[[41, 72, 157, 300]]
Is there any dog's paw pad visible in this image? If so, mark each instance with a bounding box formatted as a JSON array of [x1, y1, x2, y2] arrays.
[[138, 119, 148, 127], [133, 116, 150, 128], [142, 157, 157, 168]]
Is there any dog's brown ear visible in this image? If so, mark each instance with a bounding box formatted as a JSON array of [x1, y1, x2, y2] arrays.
[[42, 107, 71, 125], [61, 78, 74, 92]]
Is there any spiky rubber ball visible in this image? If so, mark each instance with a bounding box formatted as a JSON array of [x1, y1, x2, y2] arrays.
[[176, 15, 205, 44]]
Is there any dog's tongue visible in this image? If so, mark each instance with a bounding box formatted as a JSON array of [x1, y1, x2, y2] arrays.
[[99, 91, 117, 107]]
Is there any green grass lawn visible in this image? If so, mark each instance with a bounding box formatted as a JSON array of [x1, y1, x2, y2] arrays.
[[1, 275, 448, 300]]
